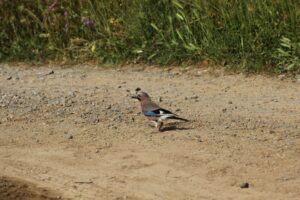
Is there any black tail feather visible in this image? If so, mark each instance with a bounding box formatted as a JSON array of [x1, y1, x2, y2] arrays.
[[168, 116, 189, 122]]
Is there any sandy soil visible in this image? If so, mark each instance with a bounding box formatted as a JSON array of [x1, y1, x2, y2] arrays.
[[0, 64, 299, 200], [0, 176, 63, 200]]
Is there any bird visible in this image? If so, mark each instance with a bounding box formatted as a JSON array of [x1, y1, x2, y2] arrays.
[[132, 88, 189, 132]]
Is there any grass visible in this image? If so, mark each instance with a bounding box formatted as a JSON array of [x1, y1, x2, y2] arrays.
[[1, 0, 300, 73]]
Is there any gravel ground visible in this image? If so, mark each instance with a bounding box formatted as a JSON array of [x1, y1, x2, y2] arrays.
[[0, 64, 299, 200]]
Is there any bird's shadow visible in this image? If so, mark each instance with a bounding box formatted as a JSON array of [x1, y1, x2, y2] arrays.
[[160, 125, 192, 132], [160, 121, 194, 132], [147, 121, 194, 133]]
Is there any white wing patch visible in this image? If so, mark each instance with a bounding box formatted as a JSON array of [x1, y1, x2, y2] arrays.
[[159, 113, 176, 120]]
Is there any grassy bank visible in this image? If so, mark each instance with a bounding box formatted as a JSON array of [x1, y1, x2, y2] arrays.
[[1, 0, 300, 72]]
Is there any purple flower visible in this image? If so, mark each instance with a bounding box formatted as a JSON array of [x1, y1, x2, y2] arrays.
[[81, 17, 95, 29]]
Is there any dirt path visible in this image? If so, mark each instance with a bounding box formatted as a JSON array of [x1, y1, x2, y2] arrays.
[[0, 64, 299, 200]]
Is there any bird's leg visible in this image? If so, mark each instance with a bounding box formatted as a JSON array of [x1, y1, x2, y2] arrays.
[[157, 121, 163, 132], [152, 120, 163, 132]]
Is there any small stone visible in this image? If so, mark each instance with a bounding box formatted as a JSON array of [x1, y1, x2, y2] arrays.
[[190, 95, 198, 100], [158, 97, 162, 102], [240, 182, 249, 188], [47, 70, 54, 75], [278, 74, 285, 80], [228, 101, 233, 104], [68, 135, 73, 139], [6, 76, 12, 80], [196, 69, 209, 76], [222, 108, 227, 113], [197, 138, 203, 142], [269, 130, 275, 134]]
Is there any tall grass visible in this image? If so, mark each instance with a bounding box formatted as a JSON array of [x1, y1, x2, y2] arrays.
[[1, 0, 300, 72]]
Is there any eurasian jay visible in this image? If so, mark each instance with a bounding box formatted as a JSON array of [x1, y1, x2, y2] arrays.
[[132, 88, 188, 131]]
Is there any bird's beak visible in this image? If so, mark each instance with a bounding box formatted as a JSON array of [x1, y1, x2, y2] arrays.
[[131, 95, 141, 101]]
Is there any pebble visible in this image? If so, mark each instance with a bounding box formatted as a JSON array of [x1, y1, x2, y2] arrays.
[[240, 182, 249, 188], [269, 130, 275, 134], [190, 95, 198, 100], [46, 70, 54, 75], [6, 76, 12, 80], [68, 135, 73, 139], [196, 69, 209, 76], [278, 74, 285, 80]]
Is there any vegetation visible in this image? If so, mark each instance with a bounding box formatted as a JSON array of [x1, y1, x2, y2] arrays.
[[1, 0, 300, 72]]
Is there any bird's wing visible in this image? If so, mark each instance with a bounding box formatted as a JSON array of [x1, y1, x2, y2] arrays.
[[144, 108, 176, 117], [142, 101, 160, 114]]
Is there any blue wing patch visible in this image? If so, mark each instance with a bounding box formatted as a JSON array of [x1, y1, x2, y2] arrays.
[[144, 111, 159, 117], [144, 109, 173, 117]]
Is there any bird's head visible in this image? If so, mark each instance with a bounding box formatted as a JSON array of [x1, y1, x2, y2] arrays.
[[131, 88, 151, 102]]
